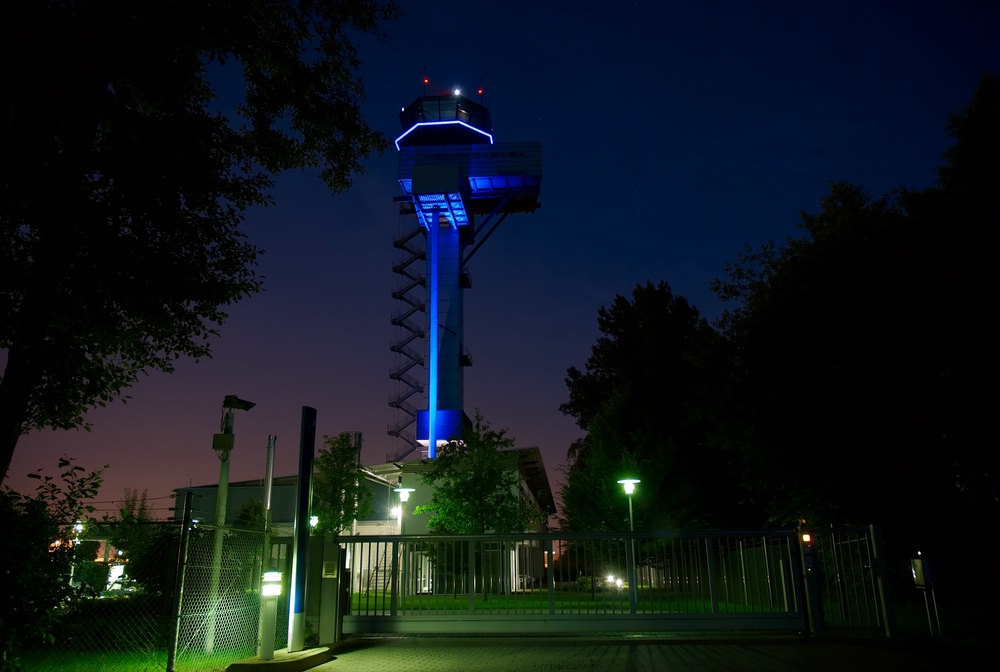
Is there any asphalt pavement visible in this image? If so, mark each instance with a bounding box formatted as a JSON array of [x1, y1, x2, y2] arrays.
[[301, 633, 975, 672]]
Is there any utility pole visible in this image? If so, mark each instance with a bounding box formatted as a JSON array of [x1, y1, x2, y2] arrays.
[[205, 395, 255, 653]]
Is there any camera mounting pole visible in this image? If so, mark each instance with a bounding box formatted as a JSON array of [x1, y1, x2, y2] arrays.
[[206, 394, 255, 653]]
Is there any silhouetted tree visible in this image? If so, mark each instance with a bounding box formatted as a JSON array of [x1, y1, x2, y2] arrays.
[[0, 0, 399, 481], [560, 282, 746, 531], [712, 73, 1000, 597], [0, 458, 103, 665], [313, 432, 373, 536]]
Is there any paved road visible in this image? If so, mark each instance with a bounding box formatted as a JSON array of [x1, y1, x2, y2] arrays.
[[311, 634, 971, 672]]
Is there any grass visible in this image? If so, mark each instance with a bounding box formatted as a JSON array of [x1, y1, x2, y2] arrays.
[[16, 647, 245, 672]]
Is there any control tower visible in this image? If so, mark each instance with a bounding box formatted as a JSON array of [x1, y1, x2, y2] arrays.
[[387, 92, 542, 460]]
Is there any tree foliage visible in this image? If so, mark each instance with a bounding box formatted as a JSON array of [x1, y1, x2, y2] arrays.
[[0, 458, 103, 669], [102, 488, 179, 601], [312, 432, 373, 536], [561, 75, 1000, 581], [710, 73, 1000, 588], [0, 0, 399, 481], [559, 282, 748, 531], [416, 412, 538, 534]]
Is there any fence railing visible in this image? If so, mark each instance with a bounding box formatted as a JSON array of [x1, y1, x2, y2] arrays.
[[16, 523, 890, 670], [341, 529, 823, 633]]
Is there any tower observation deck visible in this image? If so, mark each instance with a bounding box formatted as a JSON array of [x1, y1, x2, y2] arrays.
[[387, 93, 542, 461]]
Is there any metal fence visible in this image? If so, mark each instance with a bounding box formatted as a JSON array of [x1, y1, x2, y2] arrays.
[[169, 522, 280, 671], [342, 526, 891, 636], [811, 525, 890, 634], [16, 518, 280, 672], [15, 522, 889, 670], [342, 529, 819, 633]]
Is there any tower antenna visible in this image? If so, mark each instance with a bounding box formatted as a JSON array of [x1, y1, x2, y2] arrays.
[[422, 66, 428, 96]]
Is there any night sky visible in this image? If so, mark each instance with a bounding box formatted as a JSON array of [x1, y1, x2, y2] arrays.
[[6, 1, 999, 517]]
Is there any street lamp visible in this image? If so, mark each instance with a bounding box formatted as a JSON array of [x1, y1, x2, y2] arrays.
[[617, 478, 640, 531], [617, 478, 641, 615], [259, 569, 283, 660], [393, 487, 415, 536], [393, 486, 416, 607]]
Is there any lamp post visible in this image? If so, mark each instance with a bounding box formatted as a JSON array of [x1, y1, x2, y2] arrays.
[[393, 487, 415, 536], [259, 569, 283, 661], [617, 478, 640, 531], [393, 487, 415, 609], [617, 478, 640, 615]]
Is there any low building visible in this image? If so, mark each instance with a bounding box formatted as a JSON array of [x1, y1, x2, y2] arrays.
[[171, 446, 556, 535]]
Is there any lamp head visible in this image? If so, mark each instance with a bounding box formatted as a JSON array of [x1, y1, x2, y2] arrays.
[[617, 478, 640, 495], [262, 569, 283, 597]]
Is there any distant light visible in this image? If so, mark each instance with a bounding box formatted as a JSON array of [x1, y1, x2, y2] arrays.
[[309, 515, 318, 528], [607, 574, 614, 583], [391, 506, 402, 520], [453, 88, 461, 96], [801, 533, 812, 543], [477, 87, 483, 96]]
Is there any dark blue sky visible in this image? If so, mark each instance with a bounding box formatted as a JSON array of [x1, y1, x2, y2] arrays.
[[7, 0, 999, 516]]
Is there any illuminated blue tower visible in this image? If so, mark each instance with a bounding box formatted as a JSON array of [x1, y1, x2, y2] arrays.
[[387, 92, 542, 460]]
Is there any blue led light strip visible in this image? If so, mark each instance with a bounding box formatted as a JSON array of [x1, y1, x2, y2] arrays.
[[427, 206, 440, 458], [394, 120, 494, 151]]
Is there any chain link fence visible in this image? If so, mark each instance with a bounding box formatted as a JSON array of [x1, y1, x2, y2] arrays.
[[15, 518, 283, 672]]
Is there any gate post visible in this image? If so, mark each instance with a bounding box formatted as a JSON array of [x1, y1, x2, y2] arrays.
[[798, 525, 823, 634], [468, 539, 477, 611], [318, 538, 345, 644], [626, 534, 638, 615], [166, 492, 194, 672], [870, 524, 896, 637], [389, 539, 400, 616]]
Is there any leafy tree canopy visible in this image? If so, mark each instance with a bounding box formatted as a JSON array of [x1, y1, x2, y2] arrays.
[[0, 0, 400, 481], [559, 282, 749, 531], [0, 457, 103, 664], [312, 432, 373, 536], [416, 411, 539, 535], [710, 73, 1000, 577]]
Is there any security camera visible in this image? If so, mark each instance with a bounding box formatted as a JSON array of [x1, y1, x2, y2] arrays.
[[223, 394, 256, 412]]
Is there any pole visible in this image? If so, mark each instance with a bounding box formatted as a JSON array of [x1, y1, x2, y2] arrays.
[[256, 436, 277, 657], [205, 395, 254, 653], [288, 406, 316, 652], [166, 492, 194, 672], [205, 408, 235, 654], [626, 493, 638, 614]]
